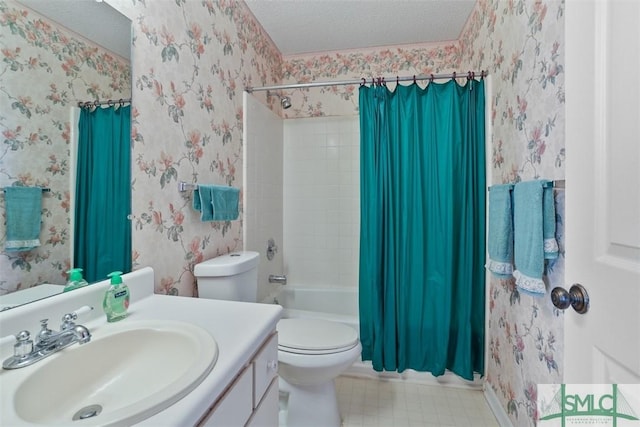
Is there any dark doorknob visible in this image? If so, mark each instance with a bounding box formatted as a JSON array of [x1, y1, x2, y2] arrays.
[[551, 284, 589, 314]]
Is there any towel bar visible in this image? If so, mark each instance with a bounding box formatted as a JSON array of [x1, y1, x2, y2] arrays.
[[552, 179, 565, 189], [488, 179, 565, 191], [178, 181, 198, 192], [1, 187, 50, 194]]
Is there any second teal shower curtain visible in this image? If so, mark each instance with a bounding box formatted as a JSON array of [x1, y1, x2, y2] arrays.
[[74, 105, 131, 283], [359, 79, 485, 380]]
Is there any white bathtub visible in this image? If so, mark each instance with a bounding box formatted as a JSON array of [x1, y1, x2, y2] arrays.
[[273, 286, 482, 389]]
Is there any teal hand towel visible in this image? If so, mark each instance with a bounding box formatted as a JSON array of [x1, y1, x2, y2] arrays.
[[4, 186, 42, 251], [486, 184, 514, 277], [211, 186, 239, 221], [193, 185, 239, 221], [193, 186, 215, 221], [513, 180, 553, 296]]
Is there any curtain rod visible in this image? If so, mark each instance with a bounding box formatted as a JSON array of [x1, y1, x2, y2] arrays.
[[77, 98, 131, 109], [245, 70, 486, 93]]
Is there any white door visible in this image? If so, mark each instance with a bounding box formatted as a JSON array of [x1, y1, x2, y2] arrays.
[[565, 0, 640, 383]]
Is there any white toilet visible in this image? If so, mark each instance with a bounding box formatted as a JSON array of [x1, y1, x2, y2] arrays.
[[194, 251, 362, 427]]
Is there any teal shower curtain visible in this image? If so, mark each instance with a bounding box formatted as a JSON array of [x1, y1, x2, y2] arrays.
[[359, 79, 485, 380], [74, 105, 131, 283]]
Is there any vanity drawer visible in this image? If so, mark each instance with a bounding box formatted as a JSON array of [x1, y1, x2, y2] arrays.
[[199, 365, 253, 427], [252, 332, 278, 408]]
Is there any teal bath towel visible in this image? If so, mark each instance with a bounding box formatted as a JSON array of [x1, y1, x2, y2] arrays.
[[4, 186, 42, 251], [486, 184, 514, 277], [193, 185, 239, 221], [512, 180, 557, 296]]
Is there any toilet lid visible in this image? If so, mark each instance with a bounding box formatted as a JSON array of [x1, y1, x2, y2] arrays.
[[277, 318, 359, 354]]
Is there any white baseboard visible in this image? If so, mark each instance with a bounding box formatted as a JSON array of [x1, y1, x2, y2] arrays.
[[484, 384, 513, 427]]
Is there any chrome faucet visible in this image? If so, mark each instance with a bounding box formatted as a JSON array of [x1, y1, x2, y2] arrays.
[[2, 307, 92, 370]]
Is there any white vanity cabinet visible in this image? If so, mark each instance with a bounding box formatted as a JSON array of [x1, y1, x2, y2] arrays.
[[198, 332, 279, 427]]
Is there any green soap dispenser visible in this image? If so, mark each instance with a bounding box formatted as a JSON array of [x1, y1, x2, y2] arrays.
[[63, 268, 89, 292], [103, 271, 130, 322]]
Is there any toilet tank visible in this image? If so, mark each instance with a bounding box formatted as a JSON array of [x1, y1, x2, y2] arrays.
[[194, 251, 260, 302]]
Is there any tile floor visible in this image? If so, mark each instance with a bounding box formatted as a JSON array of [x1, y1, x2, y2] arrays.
[[335, 375, 499, 427]]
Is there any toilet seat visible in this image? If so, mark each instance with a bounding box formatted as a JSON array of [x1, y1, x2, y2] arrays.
[[277, 318, 359, 355]]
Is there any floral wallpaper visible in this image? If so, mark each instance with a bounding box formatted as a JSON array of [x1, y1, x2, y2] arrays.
[[459, 1, 566, 426], [105, 0, 282, 297], [460, 0, 565, 183], [0, 0, 130, 294], [280, 42, 461, 118]]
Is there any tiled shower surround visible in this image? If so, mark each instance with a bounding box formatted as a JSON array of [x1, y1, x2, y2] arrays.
[[283, 117, 360, 288]]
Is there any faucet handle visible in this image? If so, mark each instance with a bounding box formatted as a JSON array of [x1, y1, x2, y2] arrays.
[[13, 330, 33, 358], [0, 331, 33, 361], [60, 305, 93, 330], [60, 313, 77, 331]]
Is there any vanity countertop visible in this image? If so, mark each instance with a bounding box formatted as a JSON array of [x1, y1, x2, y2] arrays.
[[0, 267, 282, 426]]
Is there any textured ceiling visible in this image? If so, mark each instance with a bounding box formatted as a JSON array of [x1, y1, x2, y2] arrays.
[[15, 0, 477, 60], [244, 0, 477, 56]]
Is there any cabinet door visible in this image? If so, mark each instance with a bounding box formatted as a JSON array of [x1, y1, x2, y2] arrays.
[[246, 377, 279, 427], [199, 366, 253, 427], [252, 332, 279, 408]]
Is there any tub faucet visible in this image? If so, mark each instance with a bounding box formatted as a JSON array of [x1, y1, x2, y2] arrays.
[[269, 274, 287, 285], [2, 307, 92, 370]]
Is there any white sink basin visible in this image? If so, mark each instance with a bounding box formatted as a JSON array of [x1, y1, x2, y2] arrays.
[[4, 320, 218, 426]]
